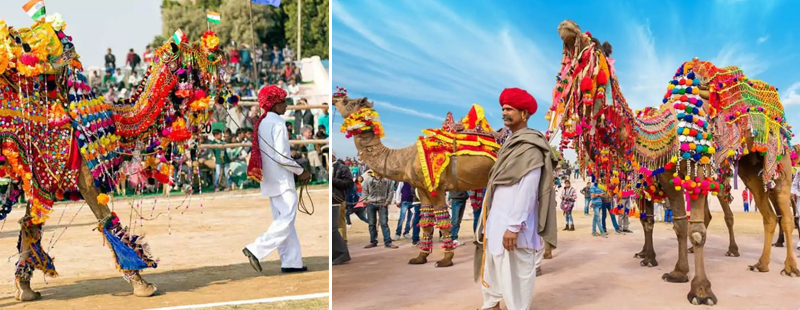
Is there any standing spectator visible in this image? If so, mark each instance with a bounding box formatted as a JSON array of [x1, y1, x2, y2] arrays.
[[126, 48, 141, 73], [271, 45, 282, 66], [654, 200, 664, 222], [580, 183, 590, 216], [283, 43, 294, 63], [742, 189, 751, 212], [590, 182, 606, 237], [332, 153, 353, 265], [104, 48, 116, 74], [318, 103, 330, 134], [241, 44, 252, 73], [362, 171, 398, 249], [468, 188, 485, 237], [209, 129, 231, 192], [143, 45, 154, 66], [601, 185, 620, 234], [293, 99, 314, 135], [664, 199, 673, 223], [213, 98, 227, 123], [229, 45, 241, 72], [618, 191, 633, 233], [448, 190, 469, 247], [393, 182, 417, 240], [561, 179, 577, 231]]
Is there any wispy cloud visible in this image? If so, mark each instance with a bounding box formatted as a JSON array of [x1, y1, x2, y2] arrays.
[[711, 44, 769, 77], [757, 36, 769, 44], [374, 101, 442, 121], [332, 0, 559, 109], [615, 20, 679, 110], [781, 81, 800, 106]]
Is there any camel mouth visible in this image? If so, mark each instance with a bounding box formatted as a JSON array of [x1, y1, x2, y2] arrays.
[[557, 19, 581, 57]]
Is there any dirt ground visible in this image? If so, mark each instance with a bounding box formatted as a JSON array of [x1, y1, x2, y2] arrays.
[[0, 186, 330, 310], [332, 178, 800, 310]]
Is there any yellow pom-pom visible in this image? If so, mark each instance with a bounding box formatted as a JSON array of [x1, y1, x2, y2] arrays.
[[707, 146, 716, 154], [97, 193, 110, 205]]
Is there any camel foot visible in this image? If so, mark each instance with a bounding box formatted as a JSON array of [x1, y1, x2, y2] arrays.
[[435, 252, 454, 268], [687, 283, 717, 306], [130, 273, 158, 297], [773, 242, 784, 248], [725, 249, 740, 257], [639, 256, 658, 267], [543, 250, 552, 259], [15, 280, 41, 302], [634, 251, 646, 259], [408, 252, 429, 265], [780, 265, 800, 277], [662, 271, 689, 283], [747, 262, 769, 273]]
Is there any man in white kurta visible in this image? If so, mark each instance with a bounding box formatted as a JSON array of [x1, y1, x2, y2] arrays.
[[243, 85, 311, 273], [482, 168, 542, 310], [476, 87, 557, 310]]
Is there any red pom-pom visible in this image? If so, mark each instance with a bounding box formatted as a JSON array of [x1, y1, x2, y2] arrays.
[[596, 70, 608, 86], [580, 76, 594, 92]]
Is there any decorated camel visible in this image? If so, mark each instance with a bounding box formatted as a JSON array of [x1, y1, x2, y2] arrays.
[[333, 87, 506, 267], [0, 16, 223, 301], [548, 20, 796, 305]]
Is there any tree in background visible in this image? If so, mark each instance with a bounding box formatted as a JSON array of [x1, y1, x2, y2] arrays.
[[278, 0, 329, 59], [155, 0, 329, 59]]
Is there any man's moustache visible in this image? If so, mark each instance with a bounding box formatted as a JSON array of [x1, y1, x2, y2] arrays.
[[502, 116, 512, 121]]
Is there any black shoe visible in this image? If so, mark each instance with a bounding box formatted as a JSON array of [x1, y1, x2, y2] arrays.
[[623, 229, 634, 233], [412, 241, 419, 246], [242, 248, 262, 273], [281, 266, 308, 273], [364, 243, 378, 249]]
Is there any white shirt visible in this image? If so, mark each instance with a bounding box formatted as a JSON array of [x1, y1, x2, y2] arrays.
[[258, 112, 304, 197], [486, 168, 542, 256], [287, 84, 300, 95], [227, 107, 247, 133], [792, 170, 800, 196]]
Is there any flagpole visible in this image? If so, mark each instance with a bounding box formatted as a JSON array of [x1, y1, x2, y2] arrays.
[[297, 0, 302, 60], [248, 0, 259, 85]]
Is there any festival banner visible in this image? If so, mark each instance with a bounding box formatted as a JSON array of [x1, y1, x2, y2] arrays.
[[206, 10, 221, 24], [22, 0, 46, 20]]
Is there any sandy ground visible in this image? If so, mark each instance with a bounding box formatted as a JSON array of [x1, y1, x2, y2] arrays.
[[0, 186, 330, 310], [332, 178, 800, 310]]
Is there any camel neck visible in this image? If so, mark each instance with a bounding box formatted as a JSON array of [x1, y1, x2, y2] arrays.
[[352, 132, 405, 181]]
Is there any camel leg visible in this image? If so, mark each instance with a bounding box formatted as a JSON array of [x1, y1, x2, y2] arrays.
[[77, 162, 156, 297], [774, 196, 786, 247], [770, 163, 799, 276], [409, 205, 433, 265], [688, 198, 712, 254], [13, 215, 47, 302], [740, 166, 776, 273], [659, 172, 689, 283], [686, 191, 717, 305], [718, 194, 740, 257], [639, 199, 658, 267], [634, 211, 647, 259], [434, 203, 455, 267]]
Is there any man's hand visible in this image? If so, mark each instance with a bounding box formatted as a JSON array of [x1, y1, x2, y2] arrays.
[[396, 203, 401, 208], [298, 170, 312, 184], [502, 230, 518, 251]]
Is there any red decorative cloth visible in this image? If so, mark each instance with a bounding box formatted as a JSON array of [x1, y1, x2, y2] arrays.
[[247, 85, 288, 182], [499, 88, 538, 115]]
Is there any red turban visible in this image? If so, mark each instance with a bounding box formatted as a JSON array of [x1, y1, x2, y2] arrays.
[[258, 85, 287, 111], [499, 88, 537, 115], [248, 85, 289, 182]]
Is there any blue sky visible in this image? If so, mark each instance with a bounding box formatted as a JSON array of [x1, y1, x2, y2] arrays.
[[331, 0, 800, 162]]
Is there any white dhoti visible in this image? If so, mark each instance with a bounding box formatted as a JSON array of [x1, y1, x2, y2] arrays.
[[245, 189, 304, 268], [482, 248, 537, 310]]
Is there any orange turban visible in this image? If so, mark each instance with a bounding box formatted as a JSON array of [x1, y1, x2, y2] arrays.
[[499, 88, 537, 115]]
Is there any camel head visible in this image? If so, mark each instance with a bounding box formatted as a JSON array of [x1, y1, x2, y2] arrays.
[[333, 96, 374, 119]]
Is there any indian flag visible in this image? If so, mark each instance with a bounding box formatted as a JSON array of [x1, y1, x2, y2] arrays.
[[22, 0, 46, 20], [173, 29, 186, 44], [206, 10, 220, 24]]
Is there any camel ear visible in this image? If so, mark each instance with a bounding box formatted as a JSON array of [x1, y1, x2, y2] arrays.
[[602, 41, 613, 56]]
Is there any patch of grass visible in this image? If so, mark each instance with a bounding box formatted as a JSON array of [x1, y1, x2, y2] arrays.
[[201, 297, 328, 310]]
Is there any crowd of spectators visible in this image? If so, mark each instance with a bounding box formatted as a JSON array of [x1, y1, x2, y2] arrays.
[[96, 42, 329, 196]]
